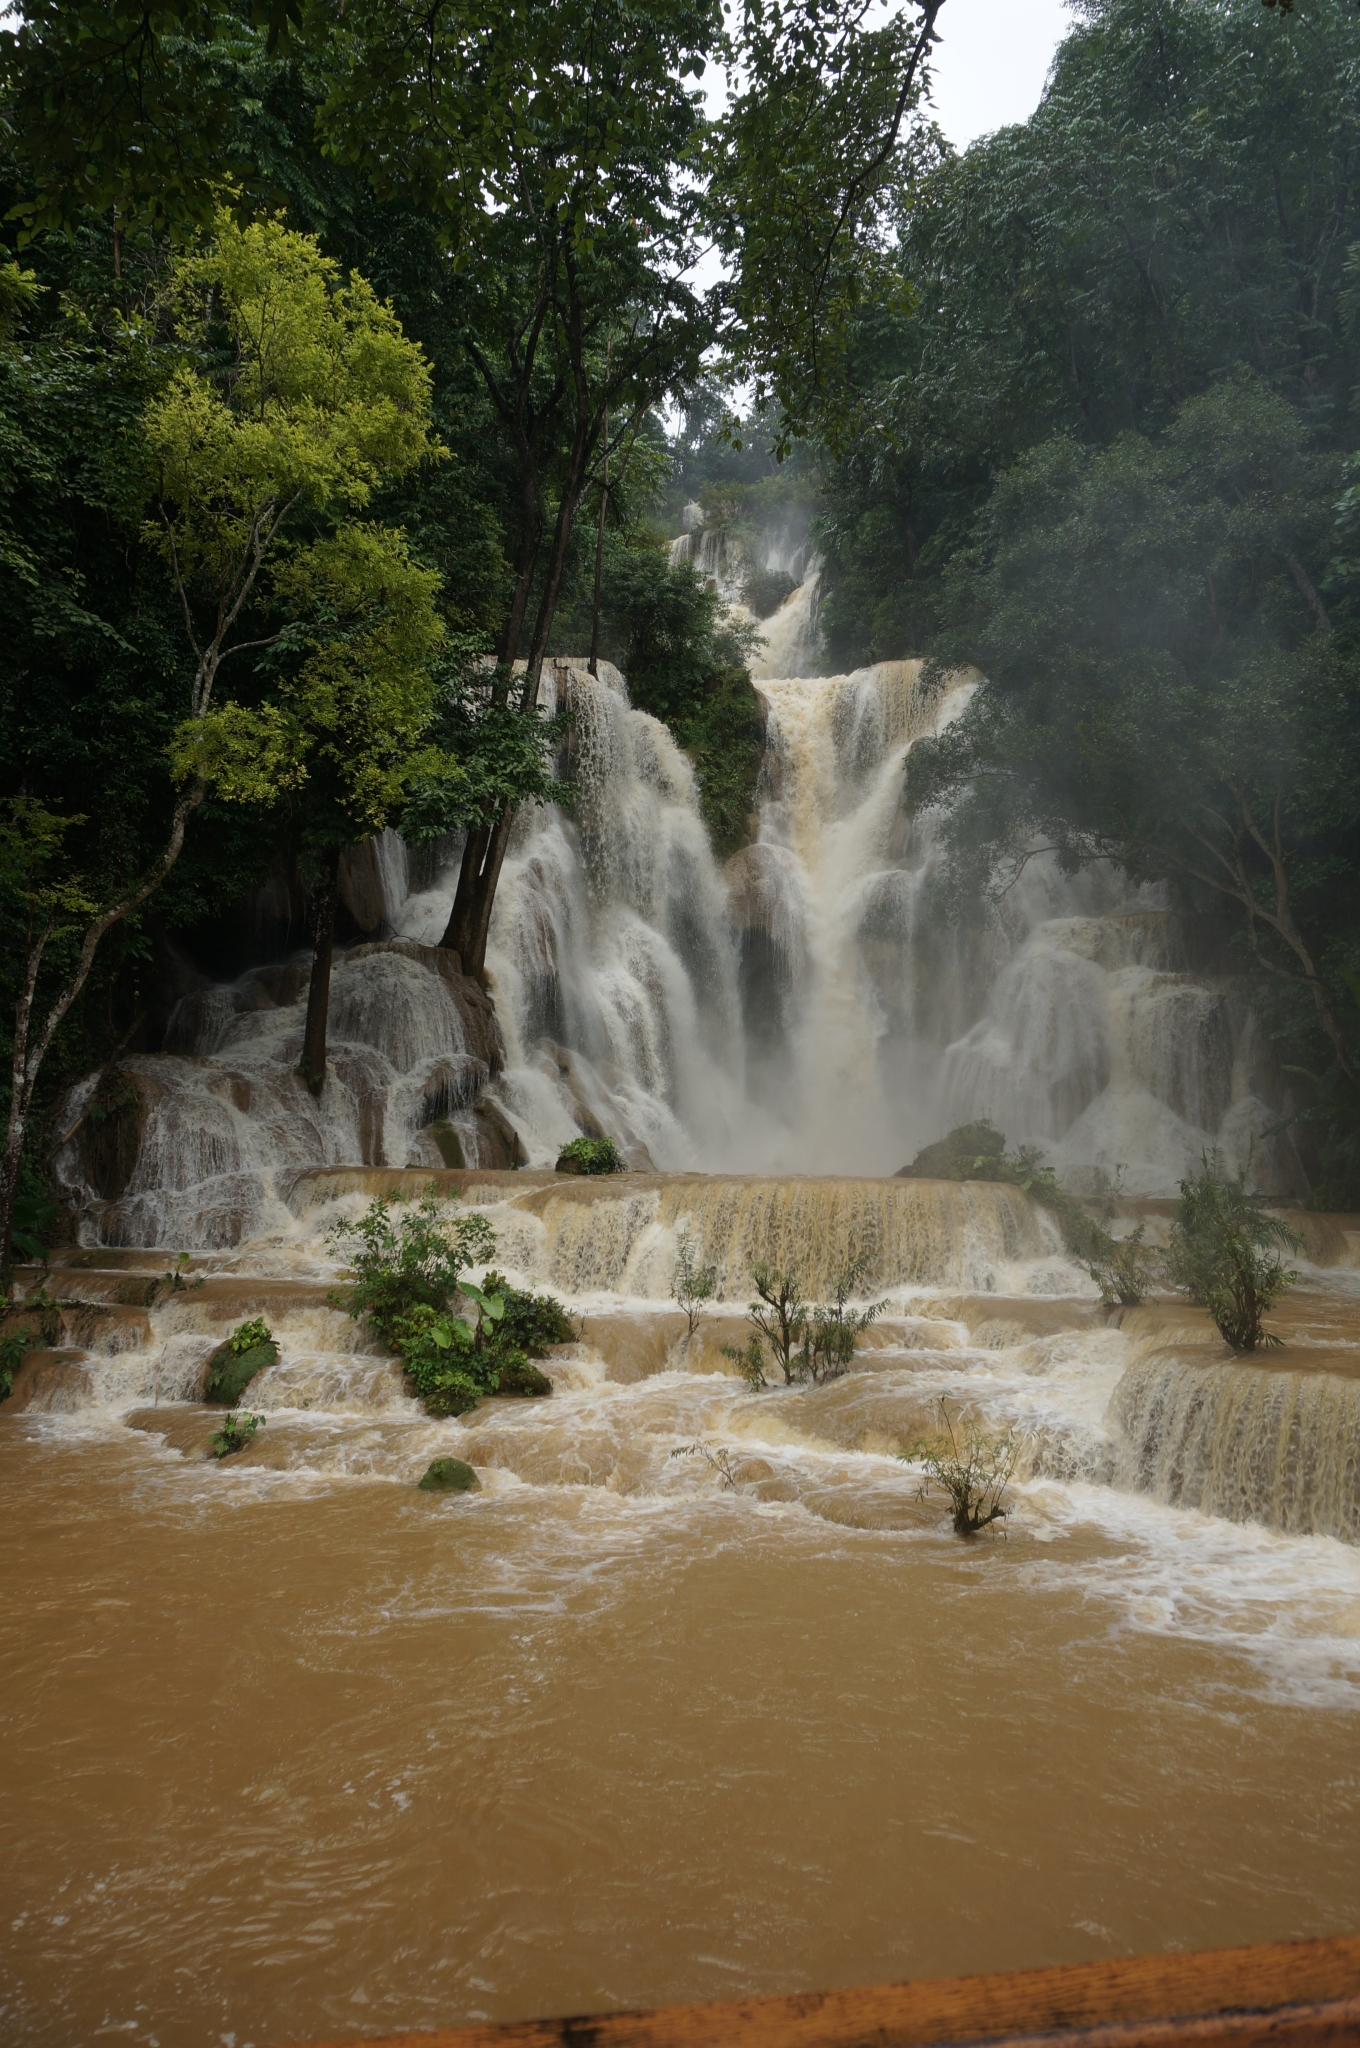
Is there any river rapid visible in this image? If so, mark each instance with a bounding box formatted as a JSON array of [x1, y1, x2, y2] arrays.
[[3, 1169, 1360, 2047]]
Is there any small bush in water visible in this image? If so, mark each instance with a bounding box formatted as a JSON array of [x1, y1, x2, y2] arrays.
[[1167, 1156, 1300, 1351], [554, 1135, 623, 1175], [904, 1399, 1019, 1538], [230, 1315, 273, 1354], [721, 1259, 887, 1386], [208, 1411, 266, 1458], [672, 1226, 717, 1338]]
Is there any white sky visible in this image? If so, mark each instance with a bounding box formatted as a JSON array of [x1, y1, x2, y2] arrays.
[[925, 0, 1074, 149]]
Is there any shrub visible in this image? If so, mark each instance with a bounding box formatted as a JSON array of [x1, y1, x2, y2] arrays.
[[721, 1259, 886, 1386], [904, 1399, 1019, 1538], [798, 1258, 888, 1383], [1086, 1223, 1161, 1307], [670, 1441, 740, 1488], [742, 566, 798, 620], [1167, 1157, 1301, 1351], [329, 1188, 496, 1343], [208, 1411, 266, 1458], [555, 1135, 624, 1175], [331, 1195, 568, 1415], [230, 1315, 272, 1353], [672, 1226, 717, 1337], [0, 1325, 32, 1398]]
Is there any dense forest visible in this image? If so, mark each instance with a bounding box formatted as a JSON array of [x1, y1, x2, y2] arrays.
[[2, 0, 1359, 1268]]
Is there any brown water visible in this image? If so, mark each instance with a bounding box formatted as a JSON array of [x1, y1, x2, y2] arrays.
[[4, 1179, 1360, 2046]]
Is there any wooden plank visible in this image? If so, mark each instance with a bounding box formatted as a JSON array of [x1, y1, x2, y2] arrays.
[[289, 1932, 1360, 2048]]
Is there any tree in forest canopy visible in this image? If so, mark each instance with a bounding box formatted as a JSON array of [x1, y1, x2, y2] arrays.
[[909, 371, 1360, 1083], [0, 211, 440, 1271]]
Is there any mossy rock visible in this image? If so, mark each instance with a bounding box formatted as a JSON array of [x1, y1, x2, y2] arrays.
[[554, 1135, 623, 1175], [897, 1121, 1008, 1181], [495, 1356, 553, 1399], [203, 1338, 277, 1406], [418, 1456, 480, 1493]]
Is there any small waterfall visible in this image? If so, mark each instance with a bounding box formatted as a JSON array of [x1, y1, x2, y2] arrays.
[[1108, 1353, 1360, 1544]]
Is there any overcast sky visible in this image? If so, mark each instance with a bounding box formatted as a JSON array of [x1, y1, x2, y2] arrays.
[[926, 0, 1075, 149]]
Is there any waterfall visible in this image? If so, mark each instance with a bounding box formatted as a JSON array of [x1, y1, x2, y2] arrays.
[[53, 607, 1305, 1246], [1108, 1353, 1360, 1545]]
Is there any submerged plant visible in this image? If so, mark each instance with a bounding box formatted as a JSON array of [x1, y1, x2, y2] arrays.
[[798, 1258, 888, 1383], [670, 1441, 740, 1488], [208, 1411, 266, 1458], [1167, 1156, 1300, 1351], [672, 1226, 717, 1338], [904, 1399, 1019, 1539], [1086, 1223, 1161, 1307]]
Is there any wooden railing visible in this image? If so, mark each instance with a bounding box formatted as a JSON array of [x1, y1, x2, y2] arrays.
[[295, 1931, 1360, 2048]]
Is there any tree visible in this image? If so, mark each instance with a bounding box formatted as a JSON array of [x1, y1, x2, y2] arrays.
[[1167, 1156, 1301, 1350], [0, 210, 440, 1271], [909, 372, 1360, 1080], [313, 0, 722, 976]]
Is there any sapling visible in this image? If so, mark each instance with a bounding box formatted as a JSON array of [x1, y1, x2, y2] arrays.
[[798, 1257, 888, 1383], [904, 1398, 1019, 1538], [671, 1226, 717, 1338], [670, 1442, 740, 1488], [1167, 1156, 1301, 1350]]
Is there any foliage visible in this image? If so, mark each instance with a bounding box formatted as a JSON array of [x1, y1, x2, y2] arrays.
[[720, 1258, 886, 1387], [483, 1270, 575, 1354], [726, 1261, 807, 1385], [401, 640, 566, 841], [900, 1121, 1115, 1268], [208, 1410, 267, 1458], [904, 1398, 1020, 1539], [0, 1324, 32, 1398], [1167, 1157, 1301, 1351], [1087, 1225, 1161, 1309], [670, 1441, 740, 1488], [229, 1316, 273, 1354], [672, 1226, 718, 1338], [799, 1259, 888, 1384], [555, 1136, 624, 1176], [328, 1188, 496, 1344], [10, 1177, 59, 1266], [329, 1191, 563, 1414]]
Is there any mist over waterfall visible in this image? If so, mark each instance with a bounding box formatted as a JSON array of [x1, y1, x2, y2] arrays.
[[54, 554, 1302, 1247]]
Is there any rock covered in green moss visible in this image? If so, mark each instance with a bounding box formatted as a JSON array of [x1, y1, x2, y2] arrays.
[[203, 1338, 276, 1406], [417, 1456, 480, 1493], [554, 1135, 623, 1175]]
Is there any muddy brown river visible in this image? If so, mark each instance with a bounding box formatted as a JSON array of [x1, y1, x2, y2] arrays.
[[3, 1175, 1359, 2046]]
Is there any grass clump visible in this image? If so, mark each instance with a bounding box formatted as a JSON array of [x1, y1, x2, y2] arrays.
[[330, 1189, 569, 1416], [208, 1411, 266, 1458], [1167, 1156, 1301, 1351], [904, 1398, 1019, 1538], [554, 1135, 624, 1175]]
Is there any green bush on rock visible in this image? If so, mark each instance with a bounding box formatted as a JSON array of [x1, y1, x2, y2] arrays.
[[204, 1318, 277, 1405], [417, 1456, 480, 1493], [554, 1135, 624, 1175], [330, 1190, 568, 1416]]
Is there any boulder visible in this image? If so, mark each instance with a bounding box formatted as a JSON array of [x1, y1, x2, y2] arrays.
[[417, 1456, 480, 1493], [203, 1337, 277, 1406], [474, 1097, 528, 1169]]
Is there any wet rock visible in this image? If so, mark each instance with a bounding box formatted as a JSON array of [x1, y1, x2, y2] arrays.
[[203, 1337, 277, 1406], [1, 1351, 94, 1414], [80, 1068, 158, 1202], [474, 1097, 528, 1169], [493, 1357, 553, 1400], [417, 1456, 480, 1493]]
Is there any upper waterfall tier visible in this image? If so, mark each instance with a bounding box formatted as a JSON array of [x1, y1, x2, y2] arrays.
[[54, 653, 1303, 1248]]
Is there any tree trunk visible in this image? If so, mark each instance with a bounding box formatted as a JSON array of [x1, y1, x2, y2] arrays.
[[440, 811, 515, 979], [0, 1105, 29, 1289], [298, 847, 340, 1096]]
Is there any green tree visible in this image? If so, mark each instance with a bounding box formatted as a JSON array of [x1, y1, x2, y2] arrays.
[[910, 373, 1360, 1078], [1167, 1156, 1301, 1350], [0, 210, 440, 1271]]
